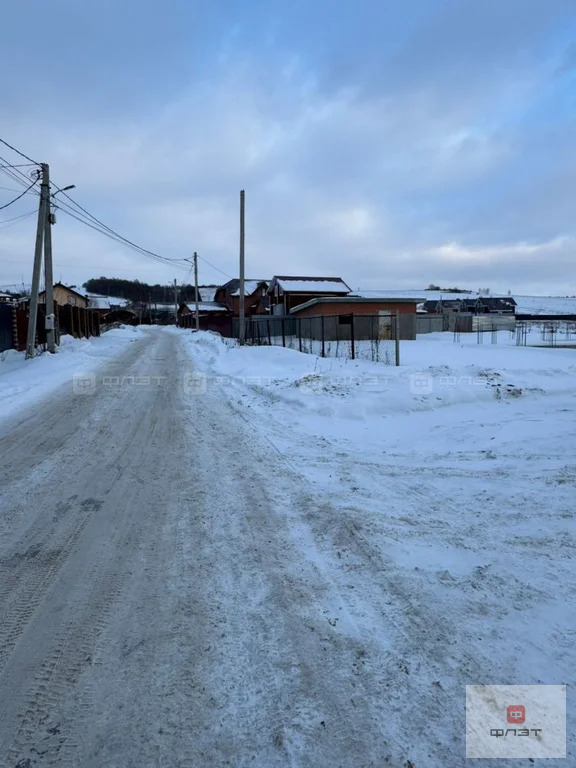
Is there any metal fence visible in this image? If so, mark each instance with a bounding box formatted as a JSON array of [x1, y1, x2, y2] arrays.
[[244, 314, 401, 364], [515, 319, 576, 347]]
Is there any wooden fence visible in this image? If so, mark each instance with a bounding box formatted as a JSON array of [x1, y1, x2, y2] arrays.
[[3, 303, 100, 353]]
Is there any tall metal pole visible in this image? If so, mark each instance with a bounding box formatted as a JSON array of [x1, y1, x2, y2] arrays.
[[238, 189, 245, 345], [26, 165, 49, 359], [193, 251, 200, 331], [173, 278, 178, 325], [43, 165, 56, 353]]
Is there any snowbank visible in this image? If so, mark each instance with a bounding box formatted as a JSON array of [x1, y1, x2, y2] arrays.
[[180, 328, 576, 758], [182, 330, 575, 425], [0, 325, 147, 424]]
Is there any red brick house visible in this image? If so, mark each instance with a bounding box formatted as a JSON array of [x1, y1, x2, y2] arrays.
[[267, 276, 351, 314], [214, 279, 269, 316], [288, 296, 421, 340], [288, 296, 419, 317]]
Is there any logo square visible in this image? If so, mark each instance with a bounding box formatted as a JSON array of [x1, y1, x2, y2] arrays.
[[466, 685, 566, 759], [409, 373, 433, 395], [507, 705, 525, 724], [72, 371, 96, 395]]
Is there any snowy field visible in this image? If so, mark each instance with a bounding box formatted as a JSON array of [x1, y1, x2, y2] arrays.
[[183, 329, 575, 763]]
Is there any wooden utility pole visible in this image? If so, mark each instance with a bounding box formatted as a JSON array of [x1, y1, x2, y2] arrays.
[[26, 164, 49, 359], [238, 189, 245, 345], [193, 252, 200, 331]]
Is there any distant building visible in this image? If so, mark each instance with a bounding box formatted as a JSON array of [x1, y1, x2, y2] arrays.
[[38, 282, 89, 309], [214, 279, 269, 316], [423, 297, 516, 315], [267, 276, 351, 314]]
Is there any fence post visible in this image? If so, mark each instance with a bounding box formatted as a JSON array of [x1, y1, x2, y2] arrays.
[[395, 311, 400, 366], [321, 315, 325, 357], [11, 304, 18, 350], [54, 304, 60, 345], [298, 318, 302, 352], [350, 314, 355, 360], [281, 318, 285, 347], [267, 318, 271, 346]]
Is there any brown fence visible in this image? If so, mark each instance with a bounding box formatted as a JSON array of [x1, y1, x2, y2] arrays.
[[57, 304, 101, 340], [178, 313, 233, 335], [3, 303, 100, 353], [0, 304, 14, 352]]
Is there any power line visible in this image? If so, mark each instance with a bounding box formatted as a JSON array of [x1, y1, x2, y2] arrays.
[[197, 254, 233, 280], [0, 209, 36, 227], [0, 184, 32, 194], [0, 155, 39, 192], [0, 163, 39, 169], [0, 139, 188, 269], [0, 135, 231, 280], [55, 192, 190, 267], [0, 176, 39, 211], [0, 137, 39, 165], [55, 203, 192, 272]]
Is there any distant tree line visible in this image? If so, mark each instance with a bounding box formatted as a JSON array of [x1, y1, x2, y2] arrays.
[[83, 277, 200, 304], [426, 284, 472, 293]]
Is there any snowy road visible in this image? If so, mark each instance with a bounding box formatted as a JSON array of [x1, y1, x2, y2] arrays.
[[0, 327, 572, 767], [0, 329, 398, 768]]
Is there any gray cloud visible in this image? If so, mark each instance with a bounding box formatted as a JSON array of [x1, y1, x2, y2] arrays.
[[1, 1, 575, 295]]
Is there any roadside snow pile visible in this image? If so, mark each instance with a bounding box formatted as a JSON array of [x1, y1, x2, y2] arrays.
[[182, 327, 576, 758], [0, 325, 146, 424], [183, 330, 575, 420]]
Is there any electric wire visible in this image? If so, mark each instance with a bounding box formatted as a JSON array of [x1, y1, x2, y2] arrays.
[[0, 209, 36, 227], [197, 254, 233, 280], [0, 138, 39, 165], [0, 177, 39, 211], [0, 136, 233, 279]]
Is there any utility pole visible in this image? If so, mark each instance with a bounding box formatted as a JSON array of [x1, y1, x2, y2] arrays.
[[173, 278, 178, 325], [238, 189, 245, 345], [193, 251, 200, 331], [26, 165, 49, 359], [43, 165, 56, 353]]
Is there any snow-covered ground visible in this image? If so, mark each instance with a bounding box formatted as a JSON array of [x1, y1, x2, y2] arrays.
[[182, 329, 575, 764], [0, 325, 145, 424], [0, 326, 573, 765]]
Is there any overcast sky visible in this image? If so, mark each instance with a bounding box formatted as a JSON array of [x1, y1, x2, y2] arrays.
[[1, 0, 575, 294]]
